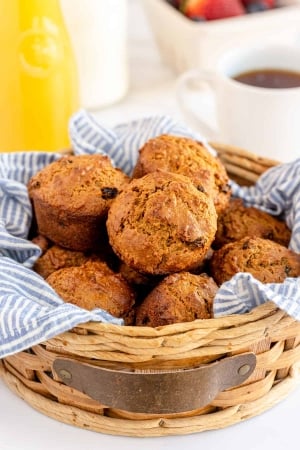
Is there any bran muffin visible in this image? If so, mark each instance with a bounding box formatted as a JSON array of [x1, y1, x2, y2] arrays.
[[118, 261, 155, 287], [213, 198, 291, 249], [107, 171, 217, 275], [135, 272, 218, 327], [33, 244, 104, 279], [46, 260, 135, 323], [210, 237, 300, 285], [28, 154, 129, 251], [118, 261, 161, 301], [132, 134, 231, 214]]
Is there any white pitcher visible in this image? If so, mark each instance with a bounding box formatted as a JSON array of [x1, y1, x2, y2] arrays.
[[61, 0, 129, 110]]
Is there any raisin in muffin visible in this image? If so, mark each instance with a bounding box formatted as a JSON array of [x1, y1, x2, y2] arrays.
[[210, 237, 300, 285], [213, 198, 291, 249], [132, 135, 231, 214], [135, 272, 218, 327], [28, 154, 129, 251], [107, 171, 217, 275], [46, 260, 135, 323]]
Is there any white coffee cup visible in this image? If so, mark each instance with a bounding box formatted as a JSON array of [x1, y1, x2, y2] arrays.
[[177, 43, 300, 163]]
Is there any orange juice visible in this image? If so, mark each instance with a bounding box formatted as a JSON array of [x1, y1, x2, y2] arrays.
[[0, 0, 79, 151]]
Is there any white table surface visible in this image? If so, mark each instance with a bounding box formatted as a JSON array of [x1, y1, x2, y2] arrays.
[[1, 1, 300, 449]]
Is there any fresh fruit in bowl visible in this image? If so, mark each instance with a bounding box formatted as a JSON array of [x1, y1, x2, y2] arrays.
[[242, 0, 275, 12], [181, 0, 245, 19], [166, 0, 278, 20]]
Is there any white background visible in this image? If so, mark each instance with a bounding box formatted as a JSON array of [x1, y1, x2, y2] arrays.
[[1, 1, 300, 448]]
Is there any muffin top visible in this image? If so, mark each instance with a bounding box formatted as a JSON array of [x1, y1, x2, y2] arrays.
[[107, 170, 217, 275], [28, 154, 130, 216], [132, 134, 231, 214], [210, 236, 300, 285], [213, 198, 291, 249], [135, 272, 218, 327], [46, 260, 135, 320], [33, 245, 104, 279]]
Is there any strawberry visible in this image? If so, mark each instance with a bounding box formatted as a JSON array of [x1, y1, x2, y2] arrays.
[[181, 0, 245, 21]]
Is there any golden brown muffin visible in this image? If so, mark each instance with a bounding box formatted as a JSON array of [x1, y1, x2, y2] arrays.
[[135, 272, 218, 327], [107, 171, 217, 275], [33, 244, 104, 279], [118, 262, 154, 286], [28, 154, 129, 251], [132, 135, 231, 214], [46, 260, 135, 323], [210, 237, 300, 285], [213, 198, 291, 249]]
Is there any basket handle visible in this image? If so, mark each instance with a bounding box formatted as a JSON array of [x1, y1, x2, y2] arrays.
[[53, 353, 256, 414]]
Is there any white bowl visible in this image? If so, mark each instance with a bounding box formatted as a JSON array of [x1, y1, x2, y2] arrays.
[[142, 0, 300, 73]]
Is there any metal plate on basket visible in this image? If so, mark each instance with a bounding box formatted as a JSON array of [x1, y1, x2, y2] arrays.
[[53, 352, 256, 414]]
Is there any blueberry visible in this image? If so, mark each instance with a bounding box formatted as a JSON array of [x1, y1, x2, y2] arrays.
[[190, 15, 206, 22], [246, 2, 268, 13], [165, 0, 179, 8]]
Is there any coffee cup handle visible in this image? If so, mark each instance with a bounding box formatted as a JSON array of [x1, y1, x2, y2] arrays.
[[176, 69, 219, 140]]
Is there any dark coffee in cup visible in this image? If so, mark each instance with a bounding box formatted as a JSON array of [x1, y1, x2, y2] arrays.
[[233, 69, 300, 89], [177, 43, 300, 161]]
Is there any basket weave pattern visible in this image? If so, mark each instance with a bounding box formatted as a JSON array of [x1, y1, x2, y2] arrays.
[[1, 144, 299, 437]]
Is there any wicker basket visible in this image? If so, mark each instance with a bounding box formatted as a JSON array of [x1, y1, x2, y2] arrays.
[[1, 144, 300, 437]]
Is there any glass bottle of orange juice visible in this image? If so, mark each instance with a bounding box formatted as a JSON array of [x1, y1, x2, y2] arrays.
[[0, 0, 79, 152]]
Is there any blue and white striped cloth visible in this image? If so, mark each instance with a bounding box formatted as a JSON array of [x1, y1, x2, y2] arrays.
[[0, 109, 299, 359]]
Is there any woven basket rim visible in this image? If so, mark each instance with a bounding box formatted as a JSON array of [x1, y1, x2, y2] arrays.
[[74, 300, 281, 333]]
